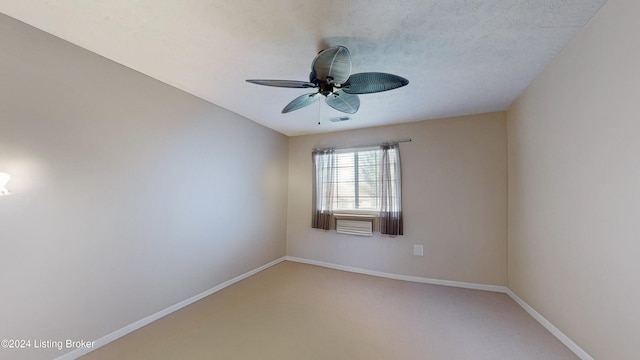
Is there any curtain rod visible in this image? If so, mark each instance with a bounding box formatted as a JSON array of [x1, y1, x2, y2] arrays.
[[314, 138, 412, 151]]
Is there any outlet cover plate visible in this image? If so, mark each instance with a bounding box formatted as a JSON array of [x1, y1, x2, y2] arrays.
[[413, 244, 424, 256]]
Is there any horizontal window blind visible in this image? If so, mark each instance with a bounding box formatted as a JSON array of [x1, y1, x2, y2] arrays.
[[317, 148, 397, 212]]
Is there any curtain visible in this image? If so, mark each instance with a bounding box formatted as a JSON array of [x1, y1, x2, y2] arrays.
[[380, 144, 403, 235], [311, 149, 335, 230]]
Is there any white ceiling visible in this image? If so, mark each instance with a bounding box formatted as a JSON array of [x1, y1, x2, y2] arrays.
[[0, 0, 608, 136]]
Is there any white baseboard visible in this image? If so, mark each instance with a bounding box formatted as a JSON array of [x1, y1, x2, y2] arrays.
[[55, 256, 287, 360], [56, 255, 592, 360], [285, 256, 508, 293], [286, 256, 593, 360], [505, 289, 593, 360]]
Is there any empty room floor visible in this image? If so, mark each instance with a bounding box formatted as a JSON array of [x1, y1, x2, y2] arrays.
[[80, 261, 577, 359]]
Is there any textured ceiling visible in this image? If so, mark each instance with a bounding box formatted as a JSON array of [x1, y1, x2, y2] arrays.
[[0, 0, 608, 136]]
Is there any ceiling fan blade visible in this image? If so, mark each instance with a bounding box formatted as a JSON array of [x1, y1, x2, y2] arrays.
[[325, 90, 360, 114], [246, 79, 317, 88], [342, 72, 409, 94], [311, 46, 352, 85], [282, 93, 321, 113]]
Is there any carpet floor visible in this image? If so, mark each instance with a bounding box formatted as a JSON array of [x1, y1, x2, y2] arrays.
[[80, 261, 578, 359]]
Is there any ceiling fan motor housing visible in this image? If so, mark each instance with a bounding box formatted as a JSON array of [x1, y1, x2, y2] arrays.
[[318, 81, 336, 96]]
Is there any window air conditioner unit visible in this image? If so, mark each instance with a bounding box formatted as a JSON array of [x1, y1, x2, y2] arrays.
[[336, 219, 373, 236]]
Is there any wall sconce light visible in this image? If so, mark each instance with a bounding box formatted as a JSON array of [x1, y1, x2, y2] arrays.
[[0, 172, 11, 195]]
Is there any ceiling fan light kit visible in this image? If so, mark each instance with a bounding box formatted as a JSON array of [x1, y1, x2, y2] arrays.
[[246, 46, 408, 115]]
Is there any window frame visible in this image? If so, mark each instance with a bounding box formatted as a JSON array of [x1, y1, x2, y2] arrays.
[[329, 146, 385, 216]]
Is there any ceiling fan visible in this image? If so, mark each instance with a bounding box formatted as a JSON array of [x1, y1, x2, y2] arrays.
[[246, 46, 409, 114]]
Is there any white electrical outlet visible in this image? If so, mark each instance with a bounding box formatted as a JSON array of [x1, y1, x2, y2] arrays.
[[413, 244, 424, 256]]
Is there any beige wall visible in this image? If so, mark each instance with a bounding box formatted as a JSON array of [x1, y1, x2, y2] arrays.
[[507, 0, 640, 358], [287, 113, 507, 285], [0, 14, 288, 360]]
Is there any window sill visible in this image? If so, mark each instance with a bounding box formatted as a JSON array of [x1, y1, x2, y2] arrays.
[[333, 211, 379, 218]]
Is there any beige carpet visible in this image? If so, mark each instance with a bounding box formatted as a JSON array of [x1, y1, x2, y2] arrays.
[[80, 261, 578, 359]]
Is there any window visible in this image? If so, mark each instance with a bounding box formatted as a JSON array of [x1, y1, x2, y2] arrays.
[[312, 144, 403, 235], [332, 148, 395, 213]]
